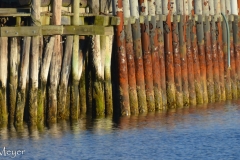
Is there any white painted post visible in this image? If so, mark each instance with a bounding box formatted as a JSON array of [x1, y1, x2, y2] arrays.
[[123, 0, 131, 18], [221, 0, 226, 14], [156, 0, 162, 15], [148, 0, 156, 16], [188, 0, 192, 15], [171, 0, 177, 15], [214, 0, 221, 15], [195, 0, 203, 15], [231, 0, 238, 15], [209, 0, 215, 16], [162, 0, 169, 15], [183, 0, 189, 15], [226, 0, 231, 15], [202, 0, 210, 16], [130, 0, 139, 18], [176, 0, 184, 15]]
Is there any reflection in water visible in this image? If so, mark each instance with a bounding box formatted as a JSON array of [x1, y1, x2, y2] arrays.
[[0, 100, 239, 139], [0, 100, 240, 159]]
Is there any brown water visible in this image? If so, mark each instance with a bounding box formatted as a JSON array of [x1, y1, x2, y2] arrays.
[[0, 100, 240, 159]]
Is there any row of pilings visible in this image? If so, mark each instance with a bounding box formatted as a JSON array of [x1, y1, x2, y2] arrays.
[[0, 0, 240, 127]]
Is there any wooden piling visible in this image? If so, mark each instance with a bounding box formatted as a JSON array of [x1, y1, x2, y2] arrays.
[[47, 0, 63, 122], [190, 1, 203, 104], [124, 22, 139, 114], [71, 0, 80, 119], [130, 0, 148, 113], [186, 15, 197, 105], [58, 36, 73, 119], [138, 0, 155, 111], [29, 0, 41, 125], [104, 35, 113, 115], [39, 37, 55, 123], [233, 15, 240, 97], [172, 15, 183, 108], [92, 35, 105, 117], [227, 0, 237, 100], [179, 0, 190, 106], [9, 37, 18, 124], [204, 16, 215, 103], [230, 16, 238, 99], [235, 0, 240, 98], [149, 0, 163, 110], [157, 15, 168, 109], [217, 17, 226, 101], [214, 0, 225, 101], [0, 37, 8, 126], [195, 1, 208, 104], [221, 0, 232, 100], [79, 37, 87, 116], [113, 0, 130, 116], [163, 0, 176, 108], [88, 0, 99, 13], [124, 0, 138, 114], [15, 37, 31, 126], [211, 17, 221, 102], [86, 40, 93, 116]]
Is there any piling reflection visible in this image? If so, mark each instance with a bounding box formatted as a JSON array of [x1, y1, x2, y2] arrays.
[[0, 100, 240, 141]]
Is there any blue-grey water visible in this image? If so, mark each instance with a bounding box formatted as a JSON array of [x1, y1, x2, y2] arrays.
[[1, 100, 240, 159]]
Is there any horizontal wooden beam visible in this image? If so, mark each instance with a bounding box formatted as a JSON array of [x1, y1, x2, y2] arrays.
[[0, 8, 30, 14], [0, 25, 114, 37]]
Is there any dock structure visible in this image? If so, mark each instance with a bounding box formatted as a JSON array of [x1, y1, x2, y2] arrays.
[[0, 0, 239, 126]]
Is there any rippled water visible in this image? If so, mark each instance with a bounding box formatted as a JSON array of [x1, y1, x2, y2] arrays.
[[1, 100, 240, 159]]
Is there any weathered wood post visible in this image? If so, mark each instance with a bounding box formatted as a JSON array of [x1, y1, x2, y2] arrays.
[[91, 1, 105, 117], [229, 0, 238, 99], [138, 0, 155, 111], [235, 0, 240, 97], [123, 0, 138, 114], [148, 0, 163, 110], [203, 0, 215, 102], [156, 0, 168, 109], [185, 0, 197, 106], [48, 0, 63, 122], [15, 37, 31, 126], [8, 17, 22, 124], [178, 0, 190, 106], [98, 0, 113, 116], [29, 0, 41, 125], [221, 0, 232, 100], [97, 0, 112, 116], [71, 0, 80, 119], [104, 35, 113, 115], [58, 2, 75, 119], [79, 36, 86, 116], [209, 0, 221, 101], [113, 0, 131, 115], [190, 0, 203, 104], [92, 34, 105, 116], [39, 37, 55, 123], [215, 0, 226, 101], [86, 2, 93, 115], [130, 0, 148, 113], [0, 37, 8, 126], [163, 0, 176, 108], [195, 0, 208, 104], [172, 0, 184, 108], [58, 36, 73, 119], [9, 36, 18, 124]]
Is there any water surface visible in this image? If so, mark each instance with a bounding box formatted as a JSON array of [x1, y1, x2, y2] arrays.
[[1, 100, 240, 159]]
